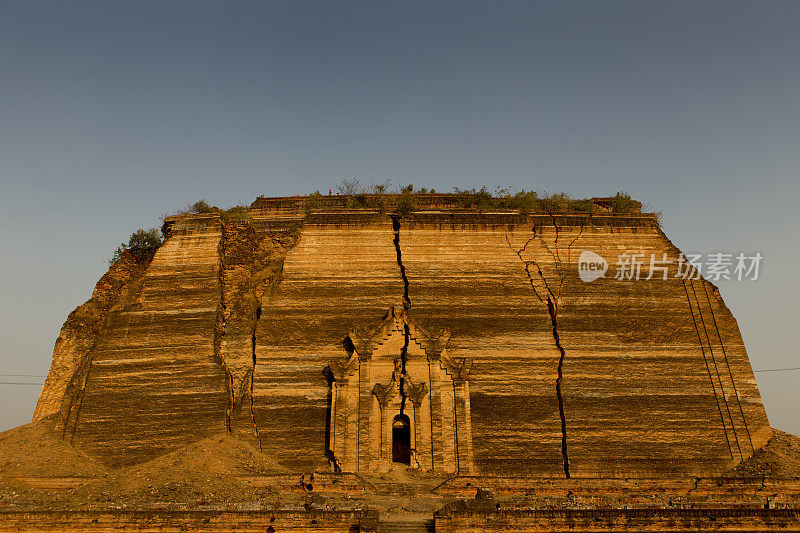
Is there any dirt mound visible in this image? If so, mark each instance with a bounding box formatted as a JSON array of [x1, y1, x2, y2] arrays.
[[727, 428, 800, 477], [87, 433, 293, 507], [127, 432, 288, 478], [0, 424, 298, 510], [0, 418, 107, 479]]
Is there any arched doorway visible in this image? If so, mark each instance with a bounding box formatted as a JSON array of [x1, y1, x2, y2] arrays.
[[392, 414, 411, 464]]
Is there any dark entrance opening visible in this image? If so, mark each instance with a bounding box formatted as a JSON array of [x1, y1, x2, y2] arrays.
[[392, 414, 411, 464]]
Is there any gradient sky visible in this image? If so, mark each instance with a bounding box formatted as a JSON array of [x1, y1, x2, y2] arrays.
[[1, 1, 798, 434]]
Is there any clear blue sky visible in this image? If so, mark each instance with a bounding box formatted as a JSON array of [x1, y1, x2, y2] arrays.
[[1, 1, 798, 434]]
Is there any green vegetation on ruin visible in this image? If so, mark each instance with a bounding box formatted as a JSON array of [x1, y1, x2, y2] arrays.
[[164, 183, 661, 239], [109, 228, 163, 266], [298, 179, 656, 218]]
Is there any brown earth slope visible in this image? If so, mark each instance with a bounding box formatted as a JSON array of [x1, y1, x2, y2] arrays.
[[0, 418, 293, 511], [726, 429, 800, 478]]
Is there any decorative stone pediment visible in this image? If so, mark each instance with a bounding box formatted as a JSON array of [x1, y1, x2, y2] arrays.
[[346, 306, 451, 361]]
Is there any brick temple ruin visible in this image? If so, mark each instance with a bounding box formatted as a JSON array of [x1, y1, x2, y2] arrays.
[[2, 193, 799, 532]]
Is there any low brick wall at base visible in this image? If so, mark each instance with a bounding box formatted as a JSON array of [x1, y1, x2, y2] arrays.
[[435, 508, 800, 532], [0, 510, 378, 532]]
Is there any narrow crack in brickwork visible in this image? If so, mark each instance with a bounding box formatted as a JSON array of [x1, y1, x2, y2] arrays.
[[547, 296, 570, 478], [547, 216, 570, 478], [506, 217, 584, 478], [392, 216, 411, 312], [63, 357, 94, 444], [242, 221, 301, 450], [507, 226, 553, 304], [215, 218, 263, 435], [216, 217, 300, 442], [214, 220, 235, 433], [547, 213, 563, 275], [399, 322, 411, 416], [392, 216, 412, 416], [249, 305, 263, 452]]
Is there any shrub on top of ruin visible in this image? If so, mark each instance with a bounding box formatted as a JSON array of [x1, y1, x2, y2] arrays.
[[335, 177, 395, 211], [347, 193, 370, 208], [110, 228, 163, 266], [220, 205, 251, 222], [189, 199, 216, 214], [176, 199, 218, 215], [110, 246, 126, 267], [609, 191, 641, 214], [653, 210, 663, 226], [571, 199, 597, 214], [396, 184, 416, 217], [642, 201, 663, 226], [498, 190, 539, 213], [336, 177, 362, 197], [452, 187, 578, 214], [472, 187, 495, 210], [452, 187, 471, 208], [305, 191, 325, 215], [320, 183, 646, 218], [453, 186, 495, 210], [366, 179, 392, 212], [537, 192, 571, 213], [370, 179, 392, 196]]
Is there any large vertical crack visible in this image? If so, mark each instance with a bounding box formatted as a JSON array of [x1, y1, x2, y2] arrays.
[[249, 305, 263, 451], [548, 296, 570, 478], [507, 216, 583, 478], [392, 216, 411, 312], [213, 219, 235, 433], [391, 216, 412, 416], [214, 216, 299, 444]]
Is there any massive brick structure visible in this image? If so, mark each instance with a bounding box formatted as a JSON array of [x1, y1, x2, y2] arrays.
[[9, 193, 797, 532]]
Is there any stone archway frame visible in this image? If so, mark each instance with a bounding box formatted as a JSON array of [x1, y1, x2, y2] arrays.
[[325, 307, 474, 474]]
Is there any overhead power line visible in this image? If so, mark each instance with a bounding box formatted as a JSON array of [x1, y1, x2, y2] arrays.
[[754, 367, 800, 373]]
